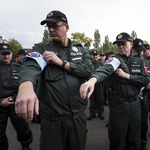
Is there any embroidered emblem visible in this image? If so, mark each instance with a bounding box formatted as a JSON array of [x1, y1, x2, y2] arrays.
[[47, 12, 53, 17], [3, 45, 7, 49], [118, 35, 122, 39], [27, 52, 40, 57], [139, 42, 142, 46], [72, 47, 78, 52]]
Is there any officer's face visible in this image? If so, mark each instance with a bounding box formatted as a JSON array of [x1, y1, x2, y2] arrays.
[[117, 41, 133, 57], [0, 52, 12, 64], [92, 54, 99, 62], [143, 49, 150, 58], [47, 22, 69, 42]]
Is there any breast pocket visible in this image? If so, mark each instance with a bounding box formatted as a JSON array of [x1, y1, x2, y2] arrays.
[[44, 65, 64, 81]]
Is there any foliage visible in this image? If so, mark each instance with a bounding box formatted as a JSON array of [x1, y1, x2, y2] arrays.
[[70, 32, 92, 51], [42, 29, 52, 42], [7, 38, 22, 62], [131, 31, 137, 40], [93, 29, 101, 51], [143, 40, 149, 45], [99, 35, 117, 55], [0, 36, 7, 43]]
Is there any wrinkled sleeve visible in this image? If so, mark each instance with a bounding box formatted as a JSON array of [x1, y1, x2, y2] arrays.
[[91, 64, 114, 83], [69, 48, 94, 79], [90, 57, 121, 83]]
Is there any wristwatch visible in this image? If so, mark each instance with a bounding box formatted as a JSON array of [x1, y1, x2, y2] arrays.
[[61, 59, 67, 68]]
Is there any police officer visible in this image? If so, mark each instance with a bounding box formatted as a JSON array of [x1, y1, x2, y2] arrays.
[[0, 43, 33, 150], [87, 50, 105, 120], [15, 10, 94, 150], [17, 49, 28, 65], [140, 43, 150, 150], [105, 51, 115, 60], [80, 32, 150, 150], [99, 52, 106, 61]]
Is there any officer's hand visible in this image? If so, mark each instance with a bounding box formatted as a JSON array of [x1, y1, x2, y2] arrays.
[[43, 51, 63, 66], [80, 77, 97, 99], [115, 68, 130, 80], [138, 91, 143, 98], [15, 81, 39, 122], [0, 96, 14, 107]]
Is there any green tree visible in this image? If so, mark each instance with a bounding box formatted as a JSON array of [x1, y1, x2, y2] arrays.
[[143, 40, 149, 45], [93, 29, 101, 51], [131, 31, 137, 40], [0, 36, 7, 43], [102, 35, 110, 53], [42, 29, 52, 42], [70, 32, 92, 50], [7, 38, 22, 62]]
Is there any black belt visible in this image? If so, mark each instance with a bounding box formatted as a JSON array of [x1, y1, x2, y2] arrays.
[[123, 96, 138, 102]]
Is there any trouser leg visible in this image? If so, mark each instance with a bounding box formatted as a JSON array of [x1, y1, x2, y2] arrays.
[[0, 107, 9, 150], [89, 90, 97, 114], [9, 106, 33, 146], [40, 113, 87, 150], [96, 83, 104, 115], [140, 99, 148, 149]]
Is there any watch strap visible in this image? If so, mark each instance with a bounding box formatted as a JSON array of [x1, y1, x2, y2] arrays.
[[61, 59, 67, 68]]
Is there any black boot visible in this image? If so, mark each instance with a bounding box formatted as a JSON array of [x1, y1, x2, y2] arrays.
[[87, 114, 96, 120], [99, 113, 104, 120]]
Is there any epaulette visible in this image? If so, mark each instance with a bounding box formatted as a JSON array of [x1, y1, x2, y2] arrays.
[[73, 44, 83, 47]]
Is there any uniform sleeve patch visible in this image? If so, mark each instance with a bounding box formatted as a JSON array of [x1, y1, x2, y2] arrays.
[[27, 52, 40, 57], [144, 67, 148, 74], [105, 58, 113, 63]]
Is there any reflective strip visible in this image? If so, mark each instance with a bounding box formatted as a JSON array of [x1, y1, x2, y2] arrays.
[[23, 52, 47, 71], [105, 57, 121, 71], [72, 57, 82, 60]]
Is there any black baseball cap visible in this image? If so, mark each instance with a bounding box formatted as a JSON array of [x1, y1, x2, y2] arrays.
[[113, 32, 132, 45], [0, 43, 12, 53], [144, 44, 150, 50], [18, 49, 28, 55], [100, 53, 105, 56], [92, 50, 98, 55], [41, 10, 68, 25], [132, 38, 146, 52], [106, 51, 115, 57]]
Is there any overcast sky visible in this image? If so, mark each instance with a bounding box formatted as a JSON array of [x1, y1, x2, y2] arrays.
[[0, 0, 150, 49]]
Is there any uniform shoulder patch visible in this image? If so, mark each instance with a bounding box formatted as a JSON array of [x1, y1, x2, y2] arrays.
[[105, 58, 113, 63], [27, 52, 40, 57]]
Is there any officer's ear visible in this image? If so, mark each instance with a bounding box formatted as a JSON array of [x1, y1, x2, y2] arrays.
[[65, 24, 69, 32], [130, 42, 133, 47]]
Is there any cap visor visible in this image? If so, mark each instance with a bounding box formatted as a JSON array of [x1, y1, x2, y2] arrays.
[[40, 18, 59, 25], [135, 46, 146, 52], [113, 40, 128, 45], [0, 50, 12, 53]]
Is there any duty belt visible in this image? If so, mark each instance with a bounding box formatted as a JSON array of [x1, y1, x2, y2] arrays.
[[123, 96, 138, 102]]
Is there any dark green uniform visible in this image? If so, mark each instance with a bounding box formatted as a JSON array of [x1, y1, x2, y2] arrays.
[[19, 39, 94, 150], [140, 56, 150, 149], [89, 58, 104, 116], [0, 62, 33, 150], [91, 53, 150, 150]]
